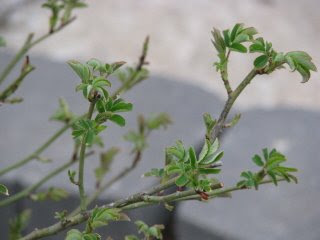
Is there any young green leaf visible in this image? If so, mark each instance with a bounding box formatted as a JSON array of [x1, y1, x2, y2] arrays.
[[254, 55, 268, 68], [230, 23, 244, 42], [109, 114, 126, 127], [198, 168, 221, 174], [223, 29, 231, 47], [203, 113, 216, 135], [252, 154, 264, 166], [211, 28, 226, 54], [125, 236, 139, 240], [67, 60, 90, 83], [88, 208, 126, 230], [111, 102, 133, 113], [82, 233, 101, 240], [0, 183, 9, 196], [65, 229, 82, 240], [230, 43, 247, 53], [87, 58, 103, 72], [175, 174, 189, 187], [285, 51, 317, 83], [189, 147, 197, 169]]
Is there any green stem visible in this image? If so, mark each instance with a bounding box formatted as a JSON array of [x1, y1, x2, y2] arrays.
[[0, 63, 35, 102], [0, 160, 73, 208], [0, 19, 75, 86], [0, 78, 140, 178], [0, 145, 91, 208], [221, 50, 232, 96], [78, 101, 96, 212], [0, 34, 33, 85], [109, 176, 178, 209], [141, 183, 223, 203], [176, 178, 286, 202], [20, 178, 286, 240], [70, 151, 142, 216], [210, 69, 257, 142], [0, 124, 70, 177]]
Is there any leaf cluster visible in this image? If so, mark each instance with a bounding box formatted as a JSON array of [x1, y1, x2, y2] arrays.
[[72, 119, 106, 146], [66, 208, 129, 240], [212, 23, 317, 82], [212, 23, 258, 70], [95, 97, 133, 126], [69, 59, 125, 102], [87, 207, 128, 231], [69, 58, 133, 146], [125, 220, 164, 240], [144, 139, 223, 192], [285, 51, 317, 83], [237, 148, 298, 189], [65, 229, 101, 240]]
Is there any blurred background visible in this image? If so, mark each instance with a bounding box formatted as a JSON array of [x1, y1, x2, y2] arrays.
[[1, 0, 319, 240], [1, 0, 319, 110]]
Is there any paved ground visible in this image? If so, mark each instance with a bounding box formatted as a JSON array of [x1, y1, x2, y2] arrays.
[[0, 54, 320, 239], [1, 0, 319, 110]]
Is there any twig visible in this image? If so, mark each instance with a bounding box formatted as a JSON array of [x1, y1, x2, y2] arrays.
[[220, 50, 233, 96], [70, 150, 142, 216], [0, 148, 94, 208], [0, 77, 145, 177], [141, 183, 223, 203], [0, 18, 75, 85], [0, 56, 35, 103], [78, 99, 96, 212], [0, 124, 70, 177], [20, 178, 285, 240], [210, 69, 257, 142], [112, 35, 150, 98]]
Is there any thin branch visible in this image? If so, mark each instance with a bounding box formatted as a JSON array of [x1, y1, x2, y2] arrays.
[[0, 124, 70, 177], [0, 56, 35, 103], [0, 149, 95, 208], [20, 178, 285, 240], [141, 183, 223, 203], [220, 49, 233, 96], [0, 18, 75, 86], [175, 178, 286, 202], [78, 100, 96, 212], [0, 76, 145, 177], [210, 69, 257, 142], [108, 176, 178, 209], [70, 150, 142, 216], [112, 35, 150, 98]]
